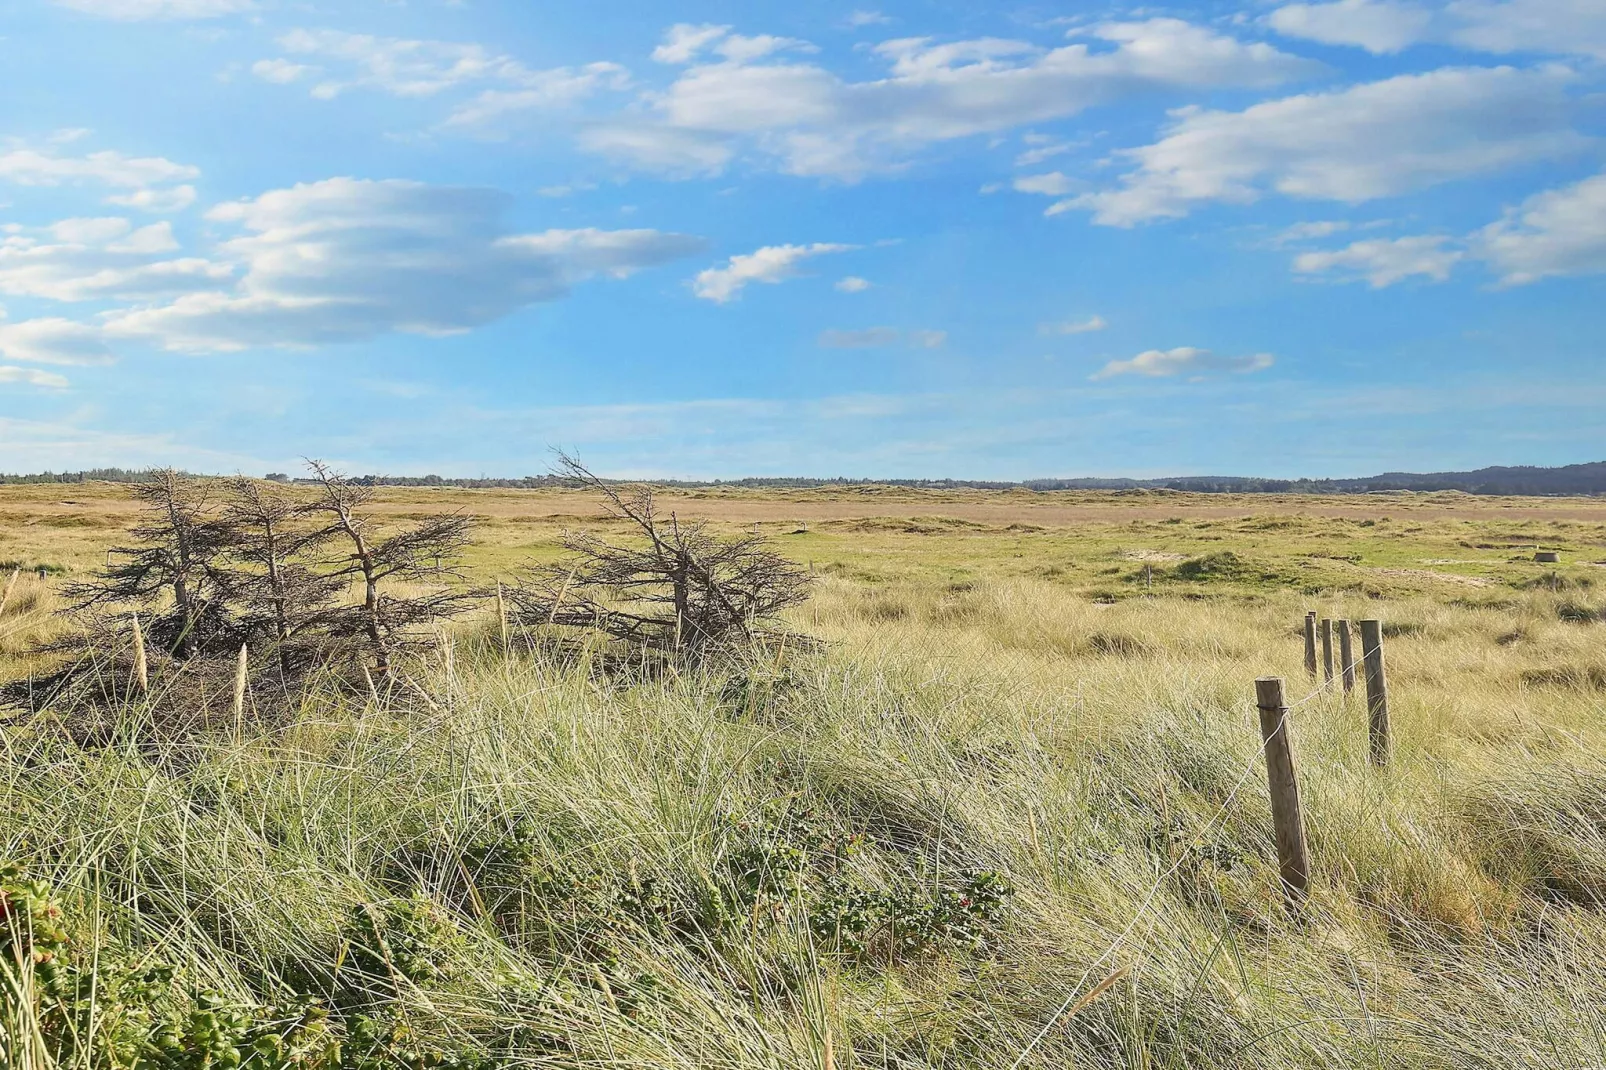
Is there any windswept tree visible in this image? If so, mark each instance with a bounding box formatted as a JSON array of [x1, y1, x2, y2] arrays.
[[506, 455, 812, 660], [223, 476, 342, 674], [306, 460, 475, 673], [66, 469, 238, 658]]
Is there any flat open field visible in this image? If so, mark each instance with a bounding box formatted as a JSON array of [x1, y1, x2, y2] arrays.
[[4, 481, 1606, 1068]]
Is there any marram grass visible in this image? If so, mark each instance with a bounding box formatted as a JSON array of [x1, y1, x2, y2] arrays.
[[4, 576, 1606, 1068]]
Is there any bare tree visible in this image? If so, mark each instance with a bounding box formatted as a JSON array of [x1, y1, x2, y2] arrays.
[[505, 455, 811, 660], [66, 469, 238, 658], [222, 476, 342, 674], [305, 460, 475, 673]]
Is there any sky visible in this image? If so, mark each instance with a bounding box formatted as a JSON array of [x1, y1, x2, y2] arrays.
[[0, 0, 1603, 479]]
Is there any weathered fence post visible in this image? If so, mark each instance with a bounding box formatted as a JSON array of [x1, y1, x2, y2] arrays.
[[496, 582, 510, 652], [1255, 677, 1310, 906], [1320, 618, 1335, 686], [1359, 620, 1391, 766], [1337, 619, 1355, 695], [1303, 612, 1318, 678]]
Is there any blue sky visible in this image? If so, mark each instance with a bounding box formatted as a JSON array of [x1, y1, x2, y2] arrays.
[[0, 0, 1602, 478]]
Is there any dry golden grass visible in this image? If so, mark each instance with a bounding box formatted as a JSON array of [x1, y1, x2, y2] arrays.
[[3, 480, 1606, 1067]]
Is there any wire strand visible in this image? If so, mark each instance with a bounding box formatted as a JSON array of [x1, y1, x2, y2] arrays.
[[1007, 642, 1366, 1067]]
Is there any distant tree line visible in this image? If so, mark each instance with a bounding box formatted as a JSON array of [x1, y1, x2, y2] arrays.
[[4, 461, 1604, 496]]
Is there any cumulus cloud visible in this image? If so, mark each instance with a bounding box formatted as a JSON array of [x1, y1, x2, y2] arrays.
[[0, 366, 71, 388], [105, 185, 198, 213], [256, 29, 629, 128], [1014, 172, 1077, 196], [1268, 0, 1433, 53], [0, 142, 199, 189], [1092, 346, 1274, 380], [835, 276, 872, 292], [1293, 235, 1463, 285], [588, 18, 1318, 180], [693, 242, 854, 302], [1040, 314, 1107, 335], [1268, 0, 1606, 59], [0, 217, 230, 302], [95, 178, 703, 352], [652, 24, 731, 64], [0, 317, 114, 366], [1282, 171, 1606, 287], [251, 58, 314, 84], [1476, 171, 1606, 284], [50, 0, 250, 18], [1067, 66, 1585, 225]]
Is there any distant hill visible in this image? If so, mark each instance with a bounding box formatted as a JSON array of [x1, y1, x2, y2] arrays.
[[4, 461, 1604, 496]]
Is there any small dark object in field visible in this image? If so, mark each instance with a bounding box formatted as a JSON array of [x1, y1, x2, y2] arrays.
[[1534, 551, 1560, 563], [504, 455, 811, 661]]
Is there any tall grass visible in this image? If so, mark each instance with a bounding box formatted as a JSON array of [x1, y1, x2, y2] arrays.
[[4, 575, 1606, 1067]]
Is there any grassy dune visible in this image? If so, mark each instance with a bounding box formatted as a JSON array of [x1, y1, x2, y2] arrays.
[[3, 484, 1606, 1068]]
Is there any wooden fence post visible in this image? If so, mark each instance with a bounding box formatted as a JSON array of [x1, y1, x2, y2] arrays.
[[1255, 677, 1310, 906], [1359, 620, 1391, 766], [1303, 613, 1318, 678], [496, 582, 510, 652], [1337, 619, 1355, 695], [1320, 618, 1335, 685]]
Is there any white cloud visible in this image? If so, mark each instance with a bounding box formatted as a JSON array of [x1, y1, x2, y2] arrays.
[[1293, 235, 1463, 285], [259, 29, 629, 128], [590, 18, 1318, 180], [105, 185, 198, 213], [0, 142, 199, 189], [1014, 172, 1076, 196], [652, 24, 731, 64], [95, 178, 703, 352], [693, 242, 854, 302], [835, 275, 872, 292], [817, 326, 945, 348], [1477, 171, 1606, 284], [0, 218, 230, 302], [1068, 66, 1585, 225], [1092, 346, 1274, 380], [1016, 135, 1076, 167], [1273, 220, 1352, 245], [1040, 314, 1107, 335], [51, 0, 250, 18], [1267, 0, 1606, 59], [0, 318, 114, 366], [1268, 0, 1433, 53], [252, 58, 314, 84], [847, 11, 893, 28], [0, 366, 70, 388]]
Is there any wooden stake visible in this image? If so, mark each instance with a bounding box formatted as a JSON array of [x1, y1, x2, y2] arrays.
[[130, 613, 150, 695], [1255, 677, 1310, 906], [495, 582, 509, 652], [1303, 613, 1318, 678], [1359, 620, 1391, 767], [1337, 619, 1355, 695], [822, 1025, 835, 1070], [1320, 618, 1335, 685], [0, 567, 18, 619], [231, 643, 249, 733]]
